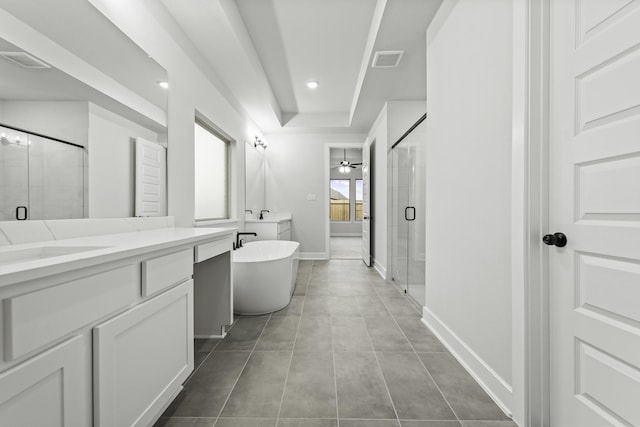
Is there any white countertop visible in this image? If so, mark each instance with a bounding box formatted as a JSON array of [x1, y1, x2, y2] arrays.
[[0, 227, 235, 288]]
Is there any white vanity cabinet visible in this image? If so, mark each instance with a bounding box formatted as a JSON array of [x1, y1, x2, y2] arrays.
[[0, 224, 235, 427], [245, 219, 291, 241], [0, 335, 87, 427], [93, 280, 193, 427]]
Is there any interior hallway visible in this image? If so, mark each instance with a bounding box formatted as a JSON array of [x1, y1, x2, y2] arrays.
[[156, 260, 515, 427], [330, 236, 362, 259]]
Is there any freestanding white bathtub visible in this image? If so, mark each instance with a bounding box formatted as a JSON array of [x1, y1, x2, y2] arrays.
[[232, 240, 300, 315]]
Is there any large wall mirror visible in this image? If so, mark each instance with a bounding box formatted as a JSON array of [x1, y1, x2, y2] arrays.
[[245, 140, 266, 215], [0, 2, 167, 221]]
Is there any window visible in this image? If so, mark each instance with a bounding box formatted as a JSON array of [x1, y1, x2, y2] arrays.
[[330, 179, 350, 221], [194, 120, 229, 220], [355, 179, 363, 221]]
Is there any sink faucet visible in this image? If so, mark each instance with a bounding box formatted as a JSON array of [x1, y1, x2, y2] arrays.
[[259, 210, 270, 220], [245, 209, 253, 214], [235, 232, 257, 250]]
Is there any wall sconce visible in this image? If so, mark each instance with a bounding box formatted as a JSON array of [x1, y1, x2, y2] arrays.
[[253, 136, 267, 150]]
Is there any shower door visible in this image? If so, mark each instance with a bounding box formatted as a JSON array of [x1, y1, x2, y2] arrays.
[[0, 124, 85, 221], [0, 127, 30, 220], [391, 116, 426, 306]]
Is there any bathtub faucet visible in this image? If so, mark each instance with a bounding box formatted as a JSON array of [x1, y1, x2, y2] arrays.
[[259, 210, 270, 220], [235, 232, 257, 250]]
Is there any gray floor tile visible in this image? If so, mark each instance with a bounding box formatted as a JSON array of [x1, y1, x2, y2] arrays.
[[332, 317, 373, 352], [277, 420, 337, 427], [339, 421, 399, 427], [329, 296, 361, 316], [376, 352, 456, 420], [154, 418, 216, 427], [273, 296, 304, 316], [372, 284, 404, 298], [334, 351, 396, 419], [356, 296, 391, 317], [330, 281, 375, 296], [294, 316, 333, 352], [221, 351, 291, 417], [195, 338, 221, 352], [215, 316, 270, 351], [280, 351, 337, 418], [419, 353, 509, 421], [163, 351, 250, 417], [364, 317, 413, 351], [380, 296, 421, 317], [255, 316, 300, 351], [293, 283, 307, 296], [460, 423, 517, 427], [193, 351, 209, 372], [306, 281, 331, 296], [215, 418, 276, 427], [394, 317, 446, 352], [401, 422, 462, 427], [302, 296, 331, 316]]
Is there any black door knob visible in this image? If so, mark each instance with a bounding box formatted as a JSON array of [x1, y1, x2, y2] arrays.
[[543, 232, 567, 247]]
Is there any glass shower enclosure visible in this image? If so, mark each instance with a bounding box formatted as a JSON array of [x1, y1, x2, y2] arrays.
[[0, 124, 85, 221], [390, 115, 427, 306]]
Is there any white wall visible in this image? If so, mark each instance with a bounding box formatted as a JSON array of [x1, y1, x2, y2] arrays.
[[263, 134, 365, 258], [423, 0, 514, 413], [88, 103, 159, 218], [367, 105, 388, 276]]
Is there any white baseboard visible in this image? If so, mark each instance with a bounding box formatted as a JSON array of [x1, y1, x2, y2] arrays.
[[194, 333, 226, 339], [330, 233, 362, 237], [372, 258, 386, 279], [300, 252, 329, 260], [422, 307, 513, 418]]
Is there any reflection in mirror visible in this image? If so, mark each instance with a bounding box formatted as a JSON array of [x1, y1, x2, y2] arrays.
[[0, 31, 167, 221], [245, 140, 266, 216]]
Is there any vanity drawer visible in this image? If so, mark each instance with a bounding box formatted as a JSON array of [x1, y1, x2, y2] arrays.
[[141, 248, 193, 297], [3, 265, 139, 361], [195, 237, 232, 263]]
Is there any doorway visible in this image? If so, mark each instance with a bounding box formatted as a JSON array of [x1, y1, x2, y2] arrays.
[[329, 147, 363, 259]]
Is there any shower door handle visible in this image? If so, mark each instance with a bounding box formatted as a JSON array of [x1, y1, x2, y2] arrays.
[[404, 207, 416, 221], [16, 206, 27, 221]]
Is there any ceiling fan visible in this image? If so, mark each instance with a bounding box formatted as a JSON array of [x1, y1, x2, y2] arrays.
[[331, 149, 362, 173]]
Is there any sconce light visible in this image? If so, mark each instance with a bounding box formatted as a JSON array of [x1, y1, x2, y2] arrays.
[[253, 136, 267, 150]]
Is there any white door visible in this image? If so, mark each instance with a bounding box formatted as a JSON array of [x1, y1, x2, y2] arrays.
[[135, 138, 166, 217], [361, 140, 371, 267], [550, 1, 640, 426]]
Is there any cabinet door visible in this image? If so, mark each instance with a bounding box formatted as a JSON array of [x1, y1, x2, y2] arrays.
[[93, 281, 194, 427], [0, 335, 87, 427]]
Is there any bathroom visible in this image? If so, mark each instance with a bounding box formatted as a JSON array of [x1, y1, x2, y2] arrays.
[[1, 1, 637, 427]]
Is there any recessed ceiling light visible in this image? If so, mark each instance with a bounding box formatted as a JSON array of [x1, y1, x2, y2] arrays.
[[157, 80, 169, 89], [306, 81, 319, 89]]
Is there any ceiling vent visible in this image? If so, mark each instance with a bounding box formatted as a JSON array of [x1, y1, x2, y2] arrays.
[[371, 50, 404, 68], [0, 51, 51, 69]]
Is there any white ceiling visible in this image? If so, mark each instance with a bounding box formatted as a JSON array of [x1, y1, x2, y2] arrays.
[[161, 0, 443, 134]]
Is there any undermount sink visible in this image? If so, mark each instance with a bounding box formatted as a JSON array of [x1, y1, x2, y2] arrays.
[[0, 246, 111, 267]]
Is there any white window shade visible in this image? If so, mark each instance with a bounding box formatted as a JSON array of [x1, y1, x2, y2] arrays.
[[194, 122, 229, 220]]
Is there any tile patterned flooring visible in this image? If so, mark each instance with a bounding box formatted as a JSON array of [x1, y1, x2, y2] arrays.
[[155, 260, 516, 427], [329, 237, 362, 259]]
